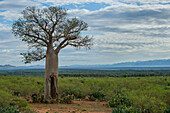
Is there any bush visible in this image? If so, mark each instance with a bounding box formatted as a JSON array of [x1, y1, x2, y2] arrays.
[[0, 106, 21, 113], [16, 99, 29, 110], [60, 95, 74, 104], [61, 88, 84, 99], [129, 92, 167, 113], [13, 91, 21, 96], [82, 109, 87, 111], [0, 90, 13, 108], [112, 106, 142, 113], [122, 74, 128, 78], [31, 93, 45, 103], [108, 90, 131, 108], [89, 90, 105, 101], [0, 89, 30, 111], [164, 107, 170, 113], [31, 94, 39, 103]]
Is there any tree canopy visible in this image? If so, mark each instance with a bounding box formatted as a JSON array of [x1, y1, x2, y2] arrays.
[[12, 6, 93, 63]]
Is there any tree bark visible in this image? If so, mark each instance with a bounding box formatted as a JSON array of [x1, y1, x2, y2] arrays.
[[44, 46, 59, 102]]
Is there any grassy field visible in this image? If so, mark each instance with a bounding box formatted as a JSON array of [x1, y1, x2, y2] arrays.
[[0, 76, 169, 112]]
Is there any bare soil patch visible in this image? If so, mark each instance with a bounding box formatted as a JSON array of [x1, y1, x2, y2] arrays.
[[29, 100, 113, 113]]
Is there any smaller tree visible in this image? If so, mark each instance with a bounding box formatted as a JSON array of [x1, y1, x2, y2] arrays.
[[12, 6, 93, 101]]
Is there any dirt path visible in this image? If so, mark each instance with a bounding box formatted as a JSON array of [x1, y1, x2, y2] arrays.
[[29, 101, 113, 113]]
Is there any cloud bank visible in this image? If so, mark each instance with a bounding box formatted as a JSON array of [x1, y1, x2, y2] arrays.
[[0, 0, 170, 65]]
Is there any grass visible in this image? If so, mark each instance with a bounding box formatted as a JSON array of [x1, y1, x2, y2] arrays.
[[0, 76, 169, 112]]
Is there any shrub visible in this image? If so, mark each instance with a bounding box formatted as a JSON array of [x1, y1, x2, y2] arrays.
[[16, 99, 29, 110], [112, 106, 128, 113], [62, 88, 75, 96], [60, 95, 74, 104], [122, 74, 128, 78], [31, 94, 39, 103], [77, 103, 81, 106], [0, 90, 13, 108], [82, 109, 87, 111], [112, 106, 142, 113], [89, 90, 105, 101], [0, 106, 21, 113], [129, 93, 167, 113], [108, 90, 131, 108], [0, 89, 29, 111], [13, 91, 21, 96], [164, 107, 170, 113], [61, 75, 64, 78], [44, 100, 50, 104], [61, 88, 84, 99], [39, 87, 44, 93]]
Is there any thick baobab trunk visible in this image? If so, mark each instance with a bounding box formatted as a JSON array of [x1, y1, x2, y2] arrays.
[[44, 47, 59, 101]]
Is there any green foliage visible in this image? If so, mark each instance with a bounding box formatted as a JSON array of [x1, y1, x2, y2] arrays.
[[112, 106, 142, 113], [16, 99, 29, 110], [0, 90, 13, 108], [12, 6, 92, 64], [89, 90, 106, 101], [108, 90, 131, 108], [130, 94, 167, 113], [60, 95, 74, 104], [77, 103, 81, 106], [1, 69, 170, 77], [82, 109, 87, 111], [0, 76, 41, 112], [164, 107, 170, 113], [61, 87, 84, 99], [32, 94, 38, 103], [122, 74, 128, 78], [0, 76, 169, 112], [0, 89, 29, 111], [44, 100, 50, 104], [31, 93, 45, 103], [0, 106, 21, 113]]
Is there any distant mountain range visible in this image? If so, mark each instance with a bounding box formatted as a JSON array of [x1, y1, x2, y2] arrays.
[[0, 64, 45, 70], [110, 59, 170, 67], [1, 59, 170, 70]]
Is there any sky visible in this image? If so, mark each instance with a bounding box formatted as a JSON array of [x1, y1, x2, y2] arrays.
[[0, 0, 170, 66]]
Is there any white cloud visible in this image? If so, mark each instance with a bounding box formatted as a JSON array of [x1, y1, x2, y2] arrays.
[[0, 23, 10, 31], [2, 49, 10, 53], [0, 0, 41, 20], [1, 0, 170, 65], [40, 0, 114, 5], [120, 0, 170, 4], [37, 0, 170, 6], [64, 2, 170, 65]]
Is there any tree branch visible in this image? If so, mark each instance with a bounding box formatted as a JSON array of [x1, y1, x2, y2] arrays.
[[25, 33, 48, 45], [32, 15, 50, 36], [21, 53, 46, 64], [55, 38, 67, 54]]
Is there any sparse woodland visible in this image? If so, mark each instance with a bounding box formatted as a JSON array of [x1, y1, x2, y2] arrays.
[[0, 75, 169, 112]]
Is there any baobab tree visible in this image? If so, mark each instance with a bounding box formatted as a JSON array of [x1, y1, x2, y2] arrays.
[[12, 6, 92, 101]]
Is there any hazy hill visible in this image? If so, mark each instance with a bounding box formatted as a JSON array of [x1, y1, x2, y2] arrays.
[[111, 59, 170, 67], [1, 59, 170, 70], [0, 64, 16, 69]]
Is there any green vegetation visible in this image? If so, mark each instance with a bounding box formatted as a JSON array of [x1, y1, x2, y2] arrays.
[[108, 90, 132, 108], [82, 108, 87, 111], [1, 69, 170, 77], [0, 106, 21, 113], [0, 76, 169, 112]]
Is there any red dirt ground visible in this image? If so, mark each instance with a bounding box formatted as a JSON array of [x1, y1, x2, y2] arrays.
[[29, 100, 113, 113]]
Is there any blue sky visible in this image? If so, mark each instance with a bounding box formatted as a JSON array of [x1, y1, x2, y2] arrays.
[[0, 0, 170, 66]]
